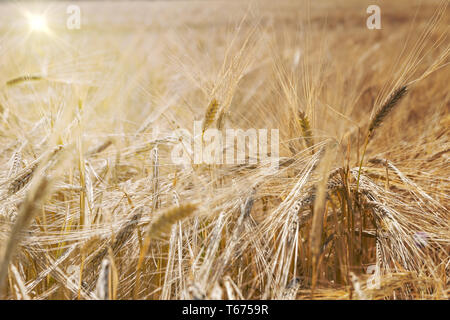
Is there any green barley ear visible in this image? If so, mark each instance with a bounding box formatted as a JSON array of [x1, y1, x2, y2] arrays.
[[368, 85, 408, 138]]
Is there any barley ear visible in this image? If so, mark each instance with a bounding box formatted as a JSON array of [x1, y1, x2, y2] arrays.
[[0, 178, 51, 293], [138, 203, 197, 261], [134, 203, 197, 298], [356, 85, 409, 192], [202, 99, 219, 135], [95, 258, 111, 300], [6, 74, 43, 87], [368, 85, 408, 138], [298, 110, 313, 152], [147, 203, 197, 240]]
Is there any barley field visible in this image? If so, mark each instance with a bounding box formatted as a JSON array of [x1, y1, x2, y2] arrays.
[[0, 0, 448, 300]]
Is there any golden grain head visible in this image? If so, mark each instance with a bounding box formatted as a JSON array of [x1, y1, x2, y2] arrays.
[[0, 0, 447, 301]]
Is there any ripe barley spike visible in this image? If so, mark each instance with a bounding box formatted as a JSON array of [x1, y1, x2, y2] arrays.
[[0, 0, 448, 301], [368, 85, 408, 138]]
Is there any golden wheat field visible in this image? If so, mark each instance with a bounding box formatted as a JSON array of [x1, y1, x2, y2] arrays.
[[0, 0, 448, 301]]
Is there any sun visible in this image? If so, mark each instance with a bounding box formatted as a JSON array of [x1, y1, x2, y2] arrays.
[[28, 14, 48, 32]]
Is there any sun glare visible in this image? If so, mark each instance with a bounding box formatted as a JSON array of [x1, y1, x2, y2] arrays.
[[28, 14, 48, 32]]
